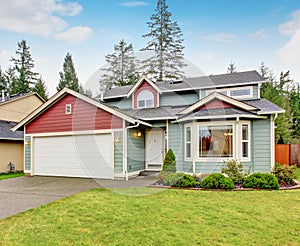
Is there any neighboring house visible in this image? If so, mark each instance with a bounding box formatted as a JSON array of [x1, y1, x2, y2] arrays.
[[0, 92, 44, 172], [13, 71, 284, 179]]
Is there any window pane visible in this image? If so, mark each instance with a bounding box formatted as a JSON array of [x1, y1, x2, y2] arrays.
[[219, 90, 228, 96], [230, 88, 250, 97], [242, 124, 249, 140], [199, 125, 233, 158], [138, 100, 145, 108], [186, 127, 191, 142], [242, 142, 248, 158], [186, 143, 191, 158], [146, 99, 154, 107]]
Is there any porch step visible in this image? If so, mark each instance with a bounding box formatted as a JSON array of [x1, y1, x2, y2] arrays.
[[139, 170, 160, 177]]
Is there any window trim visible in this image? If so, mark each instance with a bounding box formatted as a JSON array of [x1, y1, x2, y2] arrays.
[[198, 122, 235, 161], [137, 90, 154, 109], [240, 122, 251, 161], [65, 104, 72, 115], [184, 126, 192, 160], [205, 86, 253, 99]]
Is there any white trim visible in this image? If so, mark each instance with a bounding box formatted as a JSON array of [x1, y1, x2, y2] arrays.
[[257, 110, 285, 115], [65, 104, 72, 114], [12, 87, 151, 132], [127, 75, 162, 98], [178, 92, 258, 115], [240, 121, 251, 162], [166, 119, 169, 151], [184, 125, 192, 161], [137, 90, 154, 109], [205, 86, 254, 100], [25, 129, 120, 137]]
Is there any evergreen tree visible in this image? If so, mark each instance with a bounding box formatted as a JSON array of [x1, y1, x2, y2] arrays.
[[0, 67, 6, 91], [32, 76, 48, 101], [289, 84, 300, 140], [5, 66, 17, 94], [10, 40, 38, 94], [57, 53, 79, 92], [141, 0, 186, 81], [101, 39, 138, 88], [227, 62, 237, 73]]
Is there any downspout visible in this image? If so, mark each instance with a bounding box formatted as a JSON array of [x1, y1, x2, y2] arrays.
[[271, 113, 278, 169], [124, 122, 140, 180]]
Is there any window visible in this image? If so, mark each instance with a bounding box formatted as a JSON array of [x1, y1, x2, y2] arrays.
[[65, 104, 72, 114], [137, 90, 154, 108], [185, 126, 192, 158], [205, 86, 253, 99], [199, 125, 233, 158], [230, 88, 251, 97], [241, 123, 250, 159]]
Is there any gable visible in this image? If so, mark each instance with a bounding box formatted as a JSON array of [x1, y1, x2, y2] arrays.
[[196, 99, 235, 111], [26, 94, 123, 134], [0, 94, 44, 122], [133, 80, 159, 108]]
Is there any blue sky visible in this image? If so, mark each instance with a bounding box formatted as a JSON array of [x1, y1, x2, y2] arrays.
[[0, 0, 300, 95]]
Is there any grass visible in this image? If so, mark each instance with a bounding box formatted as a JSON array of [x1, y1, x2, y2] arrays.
[[0, 188, 299, 245], [0, 172, 24, 180], [295, 167, 300, 180]]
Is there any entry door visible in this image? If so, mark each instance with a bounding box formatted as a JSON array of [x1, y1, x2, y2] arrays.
[[146, 129, 164, 170]]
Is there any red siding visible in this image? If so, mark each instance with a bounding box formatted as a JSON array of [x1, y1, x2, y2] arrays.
[[133, 81, 158, 108], [26, 94, 123, 134], [197, 99, 235, 111]]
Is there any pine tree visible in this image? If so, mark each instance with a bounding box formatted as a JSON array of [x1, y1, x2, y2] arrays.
[[32, 76, 48, 101], [101, 39, 138, 88], [141, 0, 186, 81], [57, 53, 79, 92], [10, 40, 38, 94], [5, 66, 17, 94], [227, 62, 237, 73], [0, 67, 6, 91]]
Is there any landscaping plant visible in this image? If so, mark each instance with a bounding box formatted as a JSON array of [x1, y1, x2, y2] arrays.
[[162, 148, 176, 172], [243, 173, 279, 189], [221, 159, 250, 184], [163, 172, 196, 187], [271, 165, 297, 185], [200, 173, 235, 190]]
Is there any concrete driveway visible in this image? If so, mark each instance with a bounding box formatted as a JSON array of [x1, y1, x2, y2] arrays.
[[0, 175, 157, 219], [0, 176, 101, 219]]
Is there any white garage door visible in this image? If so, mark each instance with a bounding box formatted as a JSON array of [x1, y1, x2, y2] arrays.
[[34, 134, 113, 179]]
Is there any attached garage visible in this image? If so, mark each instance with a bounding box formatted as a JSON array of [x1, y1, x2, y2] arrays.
[[33, 134, 113, 179]]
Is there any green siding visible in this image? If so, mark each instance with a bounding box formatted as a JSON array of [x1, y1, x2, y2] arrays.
[[160, 91, 199, 106], [106, 97, 132, 109], [168, 123, 186, 171], [251, 118, 271, 172], [24, 136, 31, 171], [114, 131, 123, 173], [127, 129, 145, 172], [253, 84, 259, 99]]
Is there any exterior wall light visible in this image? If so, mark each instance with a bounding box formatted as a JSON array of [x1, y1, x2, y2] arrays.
[[136, 131, 142, 137], [115, 136, 121, 143]]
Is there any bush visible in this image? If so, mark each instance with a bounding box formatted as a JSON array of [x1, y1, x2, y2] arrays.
[[200, 173, 234, 190], [163, 172, 196, 187], [157, 170, 173, 184], [162, 149, 176, 172], [243, 173, 279, 189], [271, 165, 296, 185], [221, 160, 250, 184]]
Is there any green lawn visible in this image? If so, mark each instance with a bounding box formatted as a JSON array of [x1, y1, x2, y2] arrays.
[[0, 188, 299, 245], [296, 167, 300, 180], [0, 172, 24, 180]]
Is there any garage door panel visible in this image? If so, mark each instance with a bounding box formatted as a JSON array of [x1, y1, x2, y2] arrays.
[[34, 134, 113, 179]]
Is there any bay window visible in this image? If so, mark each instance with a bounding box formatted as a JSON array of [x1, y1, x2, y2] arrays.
[[241, 123, 250, 159], [185, 126, 192, 158]]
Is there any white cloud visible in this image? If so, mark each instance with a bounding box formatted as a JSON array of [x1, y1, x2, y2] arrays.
[[0, 50, 12, 69], [279, 9, 300, 36], [0, 0, 91, 43], [278, 9, 300, 82], [249, 28, 267, 40], [55, 26, 92, 44], [119, 1, 150, 7], [205, 33, 236, 44], [200, 52, 217, 62]]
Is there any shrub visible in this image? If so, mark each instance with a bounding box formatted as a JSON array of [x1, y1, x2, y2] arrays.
[[221, 159, 250, 184], [271, 165, 296, 185], [243, 173, 279, 189], [162, 149, 176, 172], [157, 170, 173, 184], [200, 173, 234, 190], [163, 172, 196, 187]]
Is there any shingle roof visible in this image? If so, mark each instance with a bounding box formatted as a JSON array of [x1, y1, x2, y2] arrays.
[[243, 99, 285, 114], [0, 92, 44, 105], [0, 121, 23, 140], [103, 70, 264, 99]]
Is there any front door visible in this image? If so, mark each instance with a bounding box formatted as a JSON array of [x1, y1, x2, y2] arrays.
[[146, 129, 164, 170]]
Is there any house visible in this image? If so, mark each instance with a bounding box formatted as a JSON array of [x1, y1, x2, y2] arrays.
[[12, 71, 284, 179], [0, 92, 45, 172]]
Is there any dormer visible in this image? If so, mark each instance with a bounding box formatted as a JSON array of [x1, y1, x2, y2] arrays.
[[127, 76, 162, 109]]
